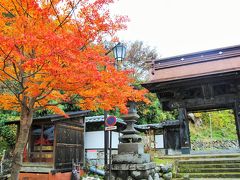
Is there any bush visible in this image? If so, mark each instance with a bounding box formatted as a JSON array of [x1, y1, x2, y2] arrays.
[[190, 110, 238, 142], [0, 112, 18, 154]]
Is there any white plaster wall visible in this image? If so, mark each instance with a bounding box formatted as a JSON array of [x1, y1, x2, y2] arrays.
[[85, 131, 120, 149], [155, 134, 164, 148]]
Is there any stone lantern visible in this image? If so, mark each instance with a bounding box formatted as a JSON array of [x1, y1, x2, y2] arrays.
[[111, 101, 157, 180]]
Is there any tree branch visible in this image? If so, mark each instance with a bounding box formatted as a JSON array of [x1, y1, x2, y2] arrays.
[[0, 48, 20, 82], [0, 78, 21, 102], [22, 63, 45, 79], [0, 3, 15, 17], [14, 0, 32, 18], [54, 0, 82, 32], [35, 87, 54, 102], [10, 0, 21, 17], [12, 61, 20, 81], [49, 0, 62, 27]]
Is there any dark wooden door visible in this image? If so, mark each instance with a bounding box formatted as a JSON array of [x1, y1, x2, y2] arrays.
[[54, 123, 84, 171]]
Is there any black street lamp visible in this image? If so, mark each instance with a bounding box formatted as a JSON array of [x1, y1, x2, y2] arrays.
[[104, 42, 126, 179]]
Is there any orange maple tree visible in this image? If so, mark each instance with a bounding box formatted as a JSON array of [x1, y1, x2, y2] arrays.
[[0, 0, 148, 178]]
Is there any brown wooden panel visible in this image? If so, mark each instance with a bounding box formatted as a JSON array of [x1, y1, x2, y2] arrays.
[[54, 123, 84, 171]]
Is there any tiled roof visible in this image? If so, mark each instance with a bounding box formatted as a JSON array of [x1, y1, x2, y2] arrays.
[[135, 120, 180, 130], [4, 111, 90, 125], [85, 115, 126, 125], [143, 44, 240, 85], [135, 123, 162, 130], [37, 110, 90, 121]]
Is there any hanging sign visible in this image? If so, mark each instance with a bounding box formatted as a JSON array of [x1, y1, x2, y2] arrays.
[[105, 126, 117, 131]]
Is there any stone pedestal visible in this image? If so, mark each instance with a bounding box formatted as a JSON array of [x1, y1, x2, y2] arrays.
[[111, 162, 156, 179], [118, 143, 144, 154], [111, 144, 156, 179], [111, 101, 157, 180]]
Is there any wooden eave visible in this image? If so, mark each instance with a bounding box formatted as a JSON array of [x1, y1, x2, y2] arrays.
[[142, 71, 240, 93], [4, 110, 90, 126], [143, 45, 240, 92]]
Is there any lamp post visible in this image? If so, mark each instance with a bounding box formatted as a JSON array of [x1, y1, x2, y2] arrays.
[[104, 42, 126, 179]]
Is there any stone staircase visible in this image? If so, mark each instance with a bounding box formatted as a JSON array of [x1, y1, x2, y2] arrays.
[[174, 153, 240, 179]]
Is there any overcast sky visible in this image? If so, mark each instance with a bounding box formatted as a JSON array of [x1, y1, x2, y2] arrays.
[[110, 0, 240, 58]]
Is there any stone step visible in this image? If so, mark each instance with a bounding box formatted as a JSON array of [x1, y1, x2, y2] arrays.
[[178, 163, 240, 169], [176, 172, 240, 178], [178, 167, 240, 173], [190, 179, 238, 180], [174, 154, 240, 178], [173, 178, 240, 180], [162, 153, 240, 160], [22, 163, 53, 167], [178, 158, 240, 164]]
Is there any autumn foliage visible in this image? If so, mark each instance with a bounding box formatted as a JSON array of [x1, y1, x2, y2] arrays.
[[0, 0, 148, 178], [0, 0, 147, 115]]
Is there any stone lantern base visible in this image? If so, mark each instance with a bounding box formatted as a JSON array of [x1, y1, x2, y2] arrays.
[[111, 102, 158, 180], [111, 142, 157, 180]]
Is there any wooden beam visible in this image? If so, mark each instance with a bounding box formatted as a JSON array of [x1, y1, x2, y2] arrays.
[[56, 143, 83, 148], [20, 166, 52, 173], [178, 108, 190, 153], [56, 123, 84, 131], [234, 101, 240, 147], [161, 94, 236, 111], [143, 71, 240, 93], [162, 128, 168, 155]]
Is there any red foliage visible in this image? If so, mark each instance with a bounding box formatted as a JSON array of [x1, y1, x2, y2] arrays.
[[0, 0, 148, 114]]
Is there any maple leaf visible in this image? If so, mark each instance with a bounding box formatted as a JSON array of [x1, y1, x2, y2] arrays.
[[0, 0, 145, 178]]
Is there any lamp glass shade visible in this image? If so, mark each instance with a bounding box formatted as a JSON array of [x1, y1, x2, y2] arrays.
[[113, 43, 126, 62]]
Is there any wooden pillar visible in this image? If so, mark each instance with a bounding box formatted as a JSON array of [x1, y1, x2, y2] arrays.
[[234, 101, 240, 147], [163, 128, 168, 155], [153, 130, 156, 151], [178, 108, 190, 154]]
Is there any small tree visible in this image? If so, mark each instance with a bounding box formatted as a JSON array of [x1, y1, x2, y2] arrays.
[[124, 41, 158, 81], [0, 0, 148, 179]]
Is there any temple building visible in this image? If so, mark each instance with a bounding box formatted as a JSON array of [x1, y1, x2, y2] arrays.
[[142, 45, 240, 154]]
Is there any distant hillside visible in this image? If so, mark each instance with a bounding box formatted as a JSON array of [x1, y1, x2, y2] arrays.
[[190, 110, 238, 142]]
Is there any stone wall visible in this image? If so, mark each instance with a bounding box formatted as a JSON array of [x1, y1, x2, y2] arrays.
[[111, 164, 173, 180], [191, 140, 238, 150]]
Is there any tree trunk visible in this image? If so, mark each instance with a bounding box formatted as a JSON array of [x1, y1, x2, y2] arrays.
[[11, 109, 33, 180]]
